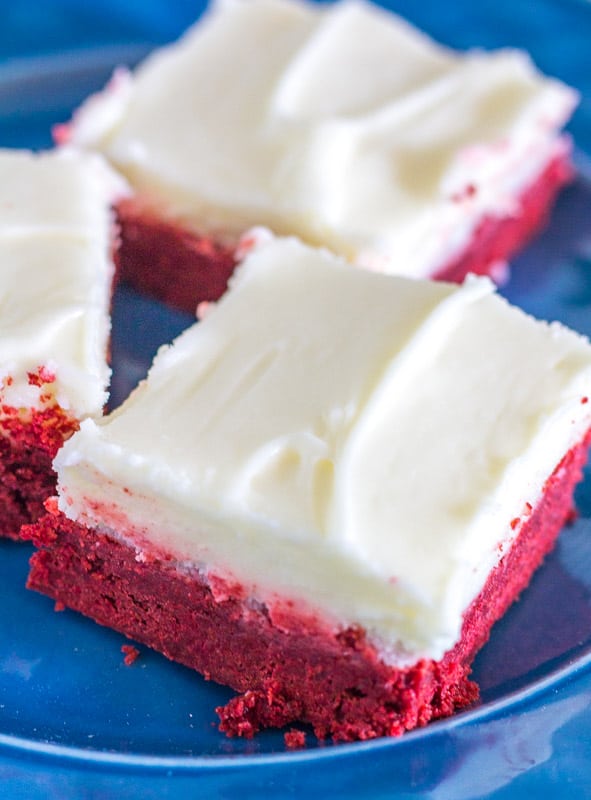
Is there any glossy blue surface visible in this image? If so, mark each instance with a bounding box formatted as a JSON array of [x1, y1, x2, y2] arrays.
[[1, 1, 591, 797]]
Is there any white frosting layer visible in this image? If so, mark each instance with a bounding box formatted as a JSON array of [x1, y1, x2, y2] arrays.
[[55, 235, 591, 664], [68, 0, 577, 277], [0, 148, 125, 419]]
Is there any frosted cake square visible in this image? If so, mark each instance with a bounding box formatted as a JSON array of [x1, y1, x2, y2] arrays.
[[24, 234, 591, 740], [59, 0, 577, 312]]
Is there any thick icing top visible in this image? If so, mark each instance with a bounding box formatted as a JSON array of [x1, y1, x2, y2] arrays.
[[55, 235, 591, 663], [68, 0, 577, 276], [0, 148, 125, 417]]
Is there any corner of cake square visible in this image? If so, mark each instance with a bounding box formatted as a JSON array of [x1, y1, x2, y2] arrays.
[[22, 233, 591, 741], [57, 0, 578, 313], [0, 148, 126, 539]]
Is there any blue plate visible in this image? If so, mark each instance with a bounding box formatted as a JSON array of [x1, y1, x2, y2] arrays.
[[1, 2, 591, 797]]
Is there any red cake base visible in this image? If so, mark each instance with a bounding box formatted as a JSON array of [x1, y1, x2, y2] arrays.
[[115, 151, 572, 314], [433, 152, 573, 283], [0, 370, 78, 540], [23, 431, 590, 741], [115, 197, 237, 315]]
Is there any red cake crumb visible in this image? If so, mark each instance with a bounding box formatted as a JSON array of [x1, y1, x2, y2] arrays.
[[121, 644, 140, 666], [284, 729, 307, 749], [450, 183, 478, 203], [22, 431, 591, 742], [113, 151, 572, 314], [27, 366, 56, 387], [52, 123, 70, 146]]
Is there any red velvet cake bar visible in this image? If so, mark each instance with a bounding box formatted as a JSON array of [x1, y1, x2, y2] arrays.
[[58, 0, 578, 313], [0, 148, 125, 539], [24, 235, 591, 741]]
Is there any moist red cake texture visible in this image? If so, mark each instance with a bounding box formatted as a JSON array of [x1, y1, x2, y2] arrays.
[[115, 197, 236, 315], [22, 431, 591, 742], [0, 368, 78, 540], [113, 151, 573, 314]]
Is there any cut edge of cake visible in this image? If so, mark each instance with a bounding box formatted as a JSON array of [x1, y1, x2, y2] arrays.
[[0, 148, 128, 539]]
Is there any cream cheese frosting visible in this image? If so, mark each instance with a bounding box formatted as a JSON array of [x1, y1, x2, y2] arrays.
[[54, 234, 591, 664], [0, 148, 126, 419], [67, 0, 578, 277]]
